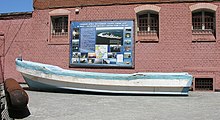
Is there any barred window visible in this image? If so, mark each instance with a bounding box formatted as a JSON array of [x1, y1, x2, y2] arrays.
[[137, 12, 159, 33], [195, 78, 213, 91], [51, 16, 68, 36], [192, 10, 215, 33]]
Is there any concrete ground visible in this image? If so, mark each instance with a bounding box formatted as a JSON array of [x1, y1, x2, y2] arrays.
[[20, 90, 220, 120]]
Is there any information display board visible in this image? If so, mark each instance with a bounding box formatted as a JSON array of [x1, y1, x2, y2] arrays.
[[70, 21, 134, 68]]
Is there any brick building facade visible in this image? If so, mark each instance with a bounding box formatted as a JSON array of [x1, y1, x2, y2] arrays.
[[0, 0, 220, 91]]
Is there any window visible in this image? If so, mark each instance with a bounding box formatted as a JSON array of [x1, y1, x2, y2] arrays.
[[51, 16, 68, 37], [195, 78, 213, 91], [192, 10, 216, 42], [134, 5, 160, 43], [192, 11, 215, 34], [49, 9, 70, 44], [189, 2, 218, 42], [136, 11, 159, 43], [138, 12, 159, 34]]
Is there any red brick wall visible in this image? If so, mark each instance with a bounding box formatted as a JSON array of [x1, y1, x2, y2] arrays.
[[1, 2, 220, 90], [33, 0, 217, 9]]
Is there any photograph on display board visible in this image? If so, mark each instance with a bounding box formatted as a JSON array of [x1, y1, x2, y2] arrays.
[[88, 53, 96, 58], [80, 58, 87, 63], [110, 45, 121, 52], [81, 53, 88, 58], [109, 59, 117, 64], [72, 28, 80, 39], [72, 39, 79, 52], [96, 28, 123, 45], [103, 59, 111, 64], [72, 39, 79, 45], [124, 40, 131, 45], [108, 53, 117, 59], [88, 59, 95, 64], [124, 59, 132, 64], [124, 46, 131, 52], [72, 52, 81, 58], [124, 52, 131, 59], [125, 28, 132, 32], [95, 45, 108, 59], [72, 58, 79, 63], [93, 59, 103, 64], [72, 46, 79, 52], [117, 54, 124, 63], [125, 33, 131, 38]]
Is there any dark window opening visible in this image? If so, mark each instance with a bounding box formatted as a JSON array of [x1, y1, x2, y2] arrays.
[[51, 16, 68, 36], [138, 12, 159, 34], [192, 10, 215, 36], [195, 78, 213, 91]]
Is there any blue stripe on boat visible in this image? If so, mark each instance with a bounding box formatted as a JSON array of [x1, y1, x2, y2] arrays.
[[16, 59, 193, 81]]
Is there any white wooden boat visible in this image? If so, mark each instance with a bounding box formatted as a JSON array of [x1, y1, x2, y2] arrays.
[[15, 58, 193, 95]]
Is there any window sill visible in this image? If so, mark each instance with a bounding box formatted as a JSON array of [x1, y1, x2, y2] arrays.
[[192, 30, 216, 42], [48, 35, 69, 45], [136, 31, 159, 43]]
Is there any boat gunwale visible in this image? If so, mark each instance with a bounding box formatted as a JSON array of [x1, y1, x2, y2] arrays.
[[15, 58, 193, 81]]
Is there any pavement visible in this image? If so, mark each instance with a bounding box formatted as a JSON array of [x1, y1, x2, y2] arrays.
[[18, 90, 220, 120]]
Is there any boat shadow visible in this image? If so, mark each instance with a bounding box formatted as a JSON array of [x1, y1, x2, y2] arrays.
[[22, 86, 187, 97]]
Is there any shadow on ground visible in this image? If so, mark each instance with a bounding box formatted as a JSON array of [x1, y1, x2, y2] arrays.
[[22, 86, 188, 97]]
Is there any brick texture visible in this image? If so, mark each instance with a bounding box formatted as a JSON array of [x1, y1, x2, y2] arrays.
[[34, 0, 218, 9], [1, 2, 220, 90]]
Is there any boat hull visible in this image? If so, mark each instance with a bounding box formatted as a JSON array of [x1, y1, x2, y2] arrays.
[[16, 59, 193, 95], [22, 73, 190, 95]]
